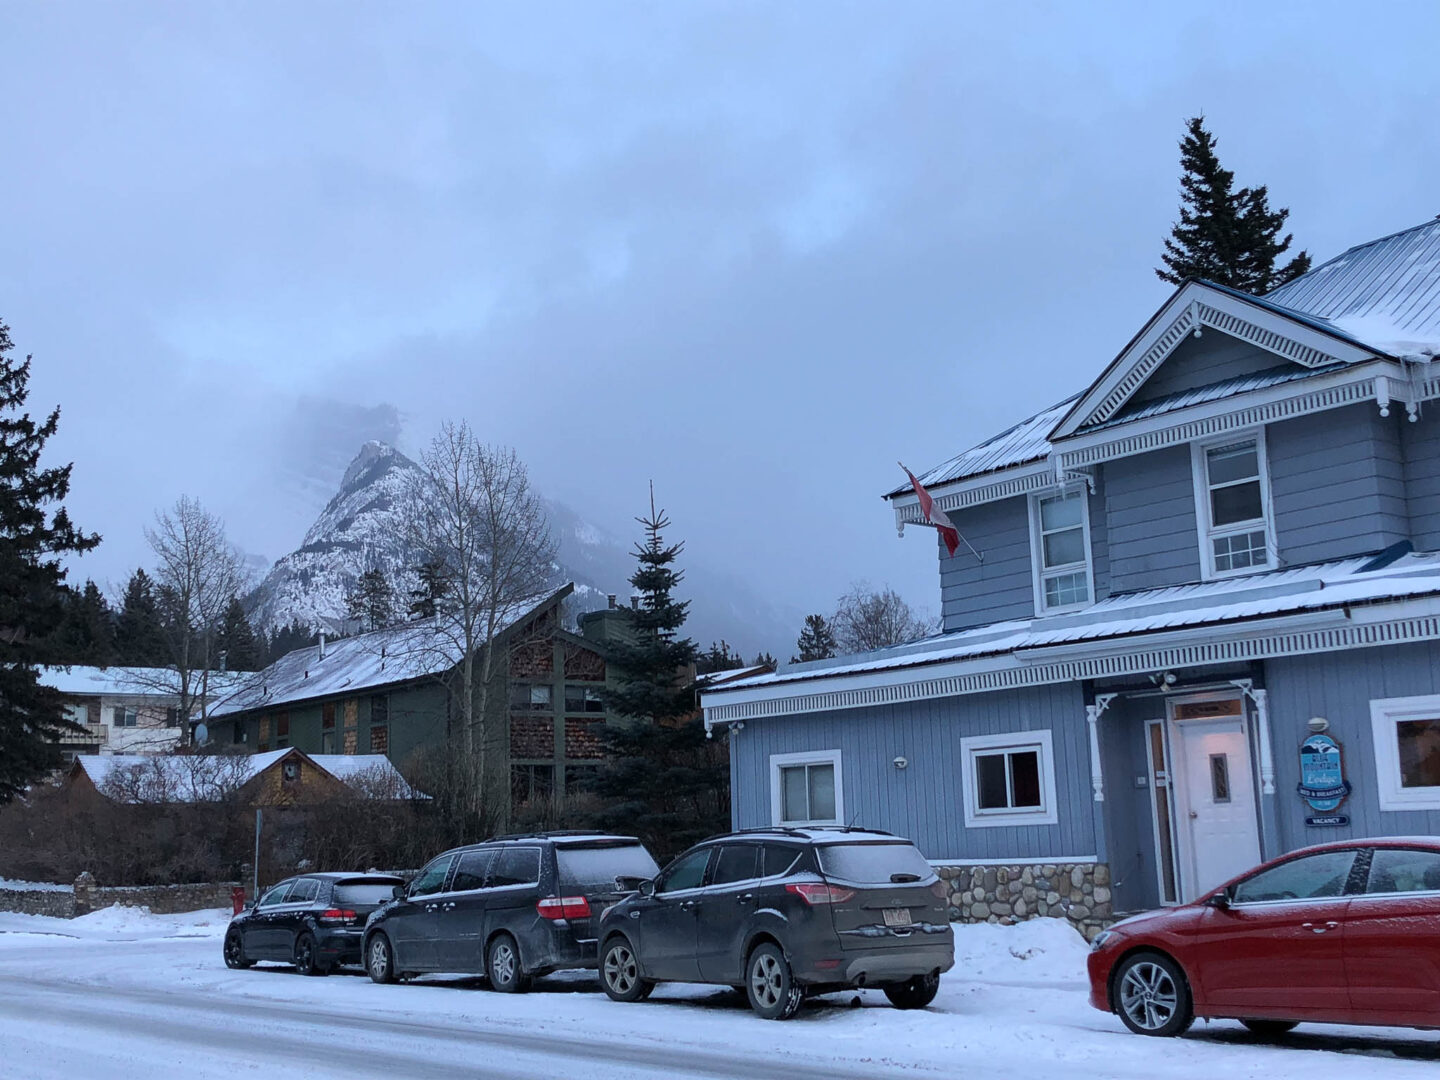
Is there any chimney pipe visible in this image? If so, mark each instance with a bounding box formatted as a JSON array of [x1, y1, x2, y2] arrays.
[[319, 633, 326, 660], [630, 596, 640, 610], [607, 594, 617, 609]]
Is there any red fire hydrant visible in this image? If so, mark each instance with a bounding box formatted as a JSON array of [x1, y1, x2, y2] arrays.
[[231, 886, 247, 915]]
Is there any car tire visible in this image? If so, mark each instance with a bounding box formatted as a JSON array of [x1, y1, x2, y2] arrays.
[[600, 937, 655, 1003], [294, 932, 328, 976], [487, 934, 532, 994], [366, 933, 397, 985], [745, 942, 803, 1021], [1241, 1019, 1299, 1037], [1114, 952, 1194, 1037], [883, 972, 940, 1010], [223, 931, 253, 970]]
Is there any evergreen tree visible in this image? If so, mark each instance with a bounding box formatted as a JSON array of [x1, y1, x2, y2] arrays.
[[114, 568, 167, 665], [1157, 116, 1311, 294], [407, 558, 448, 620], [265, 619, 320, 665], [695, 639, 744, 675], [791, 613, 838, 663], [346, 568, 396, 632], [215, 595, 262, 671], [588, 489, 727, 860], [0, 318, 101, 804], [50, 580, 116, 665]]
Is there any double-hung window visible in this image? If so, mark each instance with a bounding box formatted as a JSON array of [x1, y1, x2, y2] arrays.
[[770, 750, 843, 826], [1031, 489, 1092, 612], [960, 731, 1058, 828], [1195, 435, 1273, 576]]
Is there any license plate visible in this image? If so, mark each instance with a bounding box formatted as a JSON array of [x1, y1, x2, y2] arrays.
[[882, 907, 912, 927]]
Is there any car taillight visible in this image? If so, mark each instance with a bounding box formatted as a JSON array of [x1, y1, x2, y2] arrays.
[[536, 896, 592, 921], [318, 909, 356, 924], [785, 883, 856, 905]]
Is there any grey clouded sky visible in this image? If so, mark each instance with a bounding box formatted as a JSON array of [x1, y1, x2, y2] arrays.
[[5, 0, 1440, 636]]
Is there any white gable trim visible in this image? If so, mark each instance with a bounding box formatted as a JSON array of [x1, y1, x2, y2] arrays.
[[890, 461, 1054, 528], [702, 597, 1440, 727], [1051, 283, 1380, 441]]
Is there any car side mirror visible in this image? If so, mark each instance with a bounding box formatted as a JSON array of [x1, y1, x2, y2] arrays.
[[1206, 888, 1232, 910], [637, 879, 656, 898], [392, 884, 406, 901], [615, 875, 647, 893]]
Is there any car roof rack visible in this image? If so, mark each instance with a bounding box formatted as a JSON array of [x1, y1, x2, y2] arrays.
[[485, 829, 634, 843]]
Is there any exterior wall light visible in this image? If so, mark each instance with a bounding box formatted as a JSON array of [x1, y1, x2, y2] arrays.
[[1307, 717, 1329, 733], [893, 756, 909, 770]]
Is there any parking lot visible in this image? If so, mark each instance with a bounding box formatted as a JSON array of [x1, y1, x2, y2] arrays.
[[1, 906, 1437, 1079]]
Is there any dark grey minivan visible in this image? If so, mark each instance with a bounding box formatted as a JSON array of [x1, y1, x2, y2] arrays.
[[597, 828, 954, 1019], [363, 832, 659, 991]]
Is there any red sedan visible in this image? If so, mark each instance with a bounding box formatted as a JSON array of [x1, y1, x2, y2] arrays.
[[1088, 837, 1440, 1037]]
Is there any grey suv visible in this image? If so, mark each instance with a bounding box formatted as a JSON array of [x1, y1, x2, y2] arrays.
[[363, 832, 659, 991], [597, 828, 954, 1019]]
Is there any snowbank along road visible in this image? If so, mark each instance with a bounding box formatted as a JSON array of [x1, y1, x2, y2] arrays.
[[0, 906, 1437, 1079]]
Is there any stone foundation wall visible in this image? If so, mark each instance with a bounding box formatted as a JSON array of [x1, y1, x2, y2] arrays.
[[936, 862, 1113, 941]]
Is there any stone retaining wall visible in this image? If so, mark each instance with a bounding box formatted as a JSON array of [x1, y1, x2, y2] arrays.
[[936, 862, 1113, 941], [0, 885, 77, 918], [0, 874, 239, 918]]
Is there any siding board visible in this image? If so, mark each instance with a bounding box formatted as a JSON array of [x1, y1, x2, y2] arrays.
[[1105, 446, 1202, 591]]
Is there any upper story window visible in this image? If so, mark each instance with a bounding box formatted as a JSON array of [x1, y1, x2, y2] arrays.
[[1194, 434, 1274, 578], [1029, 488, 1092, 613]]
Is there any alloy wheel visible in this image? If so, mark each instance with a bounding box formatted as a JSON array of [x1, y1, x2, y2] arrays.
[[604, 944, 637, 995], [296, 937, 314, 973], [750, 952, 783, 1009], [1119, 960, 1179, 1032], [491, 942, 516, 986], [368, 938, 391, 981]]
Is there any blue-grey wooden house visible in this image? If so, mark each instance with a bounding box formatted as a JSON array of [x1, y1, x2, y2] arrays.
[[702, 218, 1440, 934]]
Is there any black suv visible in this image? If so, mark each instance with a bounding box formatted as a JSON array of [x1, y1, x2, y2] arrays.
[[224, 872, 404, 975], [363, 832, 659, 991], [597, 828, 954, 1019]]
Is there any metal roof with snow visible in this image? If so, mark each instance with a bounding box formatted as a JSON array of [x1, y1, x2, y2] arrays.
[[702, 551, 1440, 700], [40, 666, 247, 700], [71, 750, 421, 802], [888, 396, 1076, 496], [1267, 216, 1440, 354]]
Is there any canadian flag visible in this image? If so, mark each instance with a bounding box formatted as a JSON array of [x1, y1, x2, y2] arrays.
[[901, 463, 961, 558]]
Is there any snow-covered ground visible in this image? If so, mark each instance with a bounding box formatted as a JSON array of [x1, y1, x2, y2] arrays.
[[0, 907, 1436, 1078]]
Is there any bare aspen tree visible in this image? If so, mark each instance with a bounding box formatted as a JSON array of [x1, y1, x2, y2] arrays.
[[405, 423, 556, 819], [831, 582, 937, 653], [145, 496, 250, 745]]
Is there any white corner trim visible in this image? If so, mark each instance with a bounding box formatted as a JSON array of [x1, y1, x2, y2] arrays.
[[959, 730, 1060, 829], [1369, 695, 1440, 812], [769, 749, 844, 826]]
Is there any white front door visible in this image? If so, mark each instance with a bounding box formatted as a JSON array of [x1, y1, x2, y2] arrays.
[[1170, 714, 1261, 901]]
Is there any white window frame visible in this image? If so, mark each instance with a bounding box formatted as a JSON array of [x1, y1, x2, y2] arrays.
[[769, 749, 843, 827], [1370, 694, 1440, 811], [1028, 486, 1095, 614], [960, 730, 1059, 828], [1191, 430, 1277, 580]]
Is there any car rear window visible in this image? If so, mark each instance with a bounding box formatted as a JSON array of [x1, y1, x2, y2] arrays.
[[817, 842, 934, 884], [333, 882, 400, 906], [557, 844, 660, 888]]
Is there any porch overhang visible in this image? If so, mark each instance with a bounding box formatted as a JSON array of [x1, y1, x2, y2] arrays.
[[702, 591, 1440, 731]]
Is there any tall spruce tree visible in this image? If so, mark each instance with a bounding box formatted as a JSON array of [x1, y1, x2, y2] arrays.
[[49, 580, 116, 665], [216, 595, 262, 671], [791, 613, 838, 663], [1157, 116, 1311, 294], [346, 568, 396, 632], [589, 489, 727, 859], [114, 568, 167, 665], [407, 558, 448, 620], [0, 319, 101, 803]]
